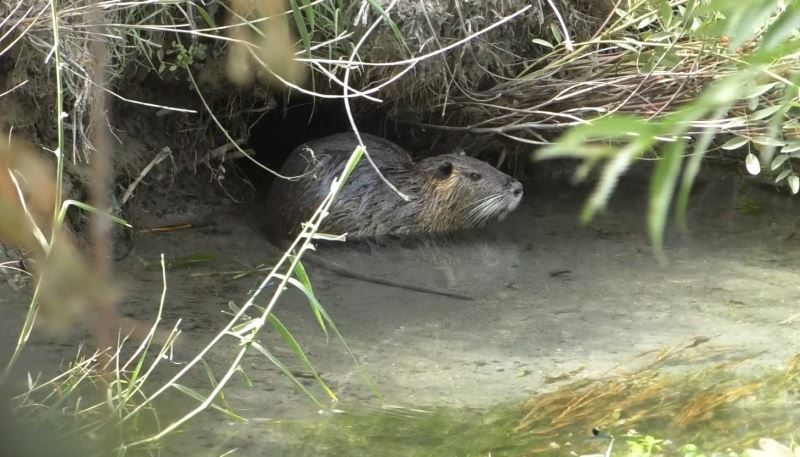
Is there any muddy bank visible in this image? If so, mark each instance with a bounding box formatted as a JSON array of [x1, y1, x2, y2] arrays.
[[2, 162, 799, 453]]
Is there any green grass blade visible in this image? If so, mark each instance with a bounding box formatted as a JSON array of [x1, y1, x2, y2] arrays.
[[126, 342, 150, 398], [145, 253, 215, 271], [366, 0, 407, 48], [339, 145, 365, 191], [289, 0, 312, 56], [647, 138, 685, 259], [707, 0, 782, 51], [57, 199, 131, 227], [291, 256, 329, 339], [249, 341, 323, 408], [300, 0, 315, 32], [292, 287, 384, 403], [760, 73, 800, 168], [273, 274, 382, 402], [194, 4, 216, 28], [170, 383, 247, 422], [200, 358, 235, 412], [267, 314, 337, 402], [675, 93, 756, 232], [580, 139, 647, 223], [538, 116, 652, 160]]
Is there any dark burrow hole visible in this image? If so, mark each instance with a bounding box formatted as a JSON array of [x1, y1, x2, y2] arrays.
[[244, 94, 386, 193], [242, 93, 539, 196]]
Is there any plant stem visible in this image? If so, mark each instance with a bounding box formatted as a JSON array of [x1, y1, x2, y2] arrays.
[[1, 0, 66, 388], [50, 0, 65, 229]]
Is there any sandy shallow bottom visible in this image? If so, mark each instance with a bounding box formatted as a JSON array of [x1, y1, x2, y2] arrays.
[[2, 167, 800, 454]]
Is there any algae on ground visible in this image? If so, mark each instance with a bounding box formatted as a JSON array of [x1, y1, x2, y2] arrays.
[[283, 346, 800, 457]]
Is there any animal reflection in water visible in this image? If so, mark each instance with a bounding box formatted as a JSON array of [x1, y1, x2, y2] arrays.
[[265, 132, 523, 299]]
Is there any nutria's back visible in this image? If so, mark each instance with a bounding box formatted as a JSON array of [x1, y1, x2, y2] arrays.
[[266, 133, 523, 240]]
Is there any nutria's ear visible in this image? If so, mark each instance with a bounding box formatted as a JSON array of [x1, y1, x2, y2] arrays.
[[435, 161, 453, 179]]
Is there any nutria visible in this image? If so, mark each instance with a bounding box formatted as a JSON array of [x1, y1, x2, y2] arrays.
[[267, 132, 523, 240], [264, 132, 523, 300]]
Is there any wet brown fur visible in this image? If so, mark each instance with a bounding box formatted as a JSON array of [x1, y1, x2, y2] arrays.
[[266, 132, 523, 240], [263, 133, 523, 301]]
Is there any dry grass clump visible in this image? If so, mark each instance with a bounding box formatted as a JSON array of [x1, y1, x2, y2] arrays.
[[289, 343, 800, 457], [353, 0, 612, 114], [0, 0, 614, 179], [423, 2, 797, 145], [0, 0, 276, 184], [515, 344, 800, 455]]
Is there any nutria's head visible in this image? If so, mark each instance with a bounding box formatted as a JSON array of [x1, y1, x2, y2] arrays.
[[415, 154, 523, 232]]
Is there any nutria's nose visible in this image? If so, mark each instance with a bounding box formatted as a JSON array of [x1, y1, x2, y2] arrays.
[[510, 181, 523, 198]]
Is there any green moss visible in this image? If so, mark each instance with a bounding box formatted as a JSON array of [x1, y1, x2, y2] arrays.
[[282, 351, 800, 457]]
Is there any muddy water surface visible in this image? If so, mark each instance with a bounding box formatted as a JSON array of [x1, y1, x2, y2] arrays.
[[2, 167, 799, 454]]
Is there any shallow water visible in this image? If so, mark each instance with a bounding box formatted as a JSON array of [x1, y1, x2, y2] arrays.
[[2, 165, 799, 454]]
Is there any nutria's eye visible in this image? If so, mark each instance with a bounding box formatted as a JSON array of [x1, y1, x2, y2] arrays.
[[469, 172, 482, 181], [436, 161, 453, 179]]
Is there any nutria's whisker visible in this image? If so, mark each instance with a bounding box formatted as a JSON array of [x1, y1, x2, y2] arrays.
[[465, 205, 488, 223], [467, 194, 499, 215], [468, 193, 497, 209], [467, 194, 504, 225], [466, 199, 491, 223]]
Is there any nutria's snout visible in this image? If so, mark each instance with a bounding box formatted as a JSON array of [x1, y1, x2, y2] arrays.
[[507, 179, 523, 212]]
